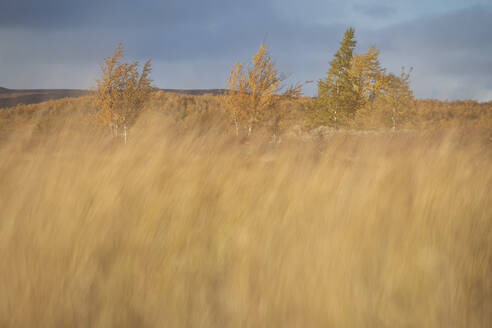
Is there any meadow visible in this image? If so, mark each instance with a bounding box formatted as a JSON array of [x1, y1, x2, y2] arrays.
[[0, 96, 491, 327]]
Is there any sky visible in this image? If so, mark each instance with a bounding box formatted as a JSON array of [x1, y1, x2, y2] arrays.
[[0, 0, 491, 101]]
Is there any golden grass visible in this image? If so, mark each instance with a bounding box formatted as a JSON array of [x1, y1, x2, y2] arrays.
[[0, 113, 491, 327]]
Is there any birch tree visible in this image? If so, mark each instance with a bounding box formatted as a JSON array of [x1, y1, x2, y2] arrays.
[[383, 67, 414, 130], [94, 43, 153, 142], [224, 44, 301, 137]]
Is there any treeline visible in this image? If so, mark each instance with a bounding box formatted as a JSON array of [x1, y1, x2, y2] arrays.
[[2, 92, 491, 140], [0, 29, 491, 142]]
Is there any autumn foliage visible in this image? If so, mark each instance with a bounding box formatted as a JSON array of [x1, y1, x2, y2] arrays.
[[305, 28, 416, 131], [223, 44, 301, 137], [94, 43, 153, 141]]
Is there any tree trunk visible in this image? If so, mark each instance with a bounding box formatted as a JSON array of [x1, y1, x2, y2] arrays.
[[111, 123, 118, 138], [334, 109, 338, 130], [124, 124, 128, 144], [392, 105, 397, 131], [272, 134, 282, 144], [234, 119, 239, 136]]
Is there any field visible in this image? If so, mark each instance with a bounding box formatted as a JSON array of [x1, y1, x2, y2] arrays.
[[0, 99, 491, 327]]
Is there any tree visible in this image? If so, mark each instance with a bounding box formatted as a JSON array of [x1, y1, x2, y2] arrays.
[[349, 46, 387, 109], [349, 46, 388, 126], [306, 27, 358, 128], [355, 66, 414, 130], [223, 61, 248, 136], [383, 67, 414, 130], [94, 43, 153, 143], [223, 44, 301, 137], [306, 28, 415, 131]]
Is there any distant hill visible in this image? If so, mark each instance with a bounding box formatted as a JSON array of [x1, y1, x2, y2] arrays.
[[160, 89, 226, 96], [0, 88, 227, 109], [0, 89, 92, 109]]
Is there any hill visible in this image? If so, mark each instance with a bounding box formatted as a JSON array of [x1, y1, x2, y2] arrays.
[[0, 88, 227, 109], [0, 89, 91, 109], [160, 88, 226, 96]]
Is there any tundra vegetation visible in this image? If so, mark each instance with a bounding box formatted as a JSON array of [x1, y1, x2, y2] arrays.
[[0, 30, 491, 327]]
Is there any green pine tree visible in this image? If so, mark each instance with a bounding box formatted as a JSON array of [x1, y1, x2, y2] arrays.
[[306, 27, 358, 128]]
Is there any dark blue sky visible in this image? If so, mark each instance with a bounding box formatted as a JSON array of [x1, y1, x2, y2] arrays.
[[1, 0, 491, 100]]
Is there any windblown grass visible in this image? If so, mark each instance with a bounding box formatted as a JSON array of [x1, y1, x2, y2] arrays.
[[0, 113, 491, 327]]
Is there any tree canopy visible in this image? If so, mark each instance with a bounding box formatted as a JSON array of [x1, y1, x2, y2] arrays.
[[223, 44, 301, 136], [306, 28, 414, 130], [94, 43, 153, 141]]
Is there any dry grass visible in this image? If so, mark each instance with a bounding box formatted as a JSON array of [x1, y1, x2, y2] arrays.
[[0, 112, 491, 327]]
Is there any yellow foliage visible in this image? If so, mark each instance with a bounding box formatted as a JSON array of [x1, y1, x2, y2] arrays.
[[94, 43, 153, 140], [350, 46, 387, 106], [223, 44, 301, 136]]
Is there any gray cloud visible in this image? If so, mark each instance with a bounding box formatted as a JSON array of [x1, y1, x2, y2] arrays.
[[353, 4, 397, 18], [0, 0, 270, 29], [363, 6, 492, 100], [0, 1, 491, 100]]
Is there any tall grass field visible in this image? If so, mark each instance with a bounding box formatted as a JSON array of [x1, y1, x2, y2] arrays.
[[0, 112, 491, 327]]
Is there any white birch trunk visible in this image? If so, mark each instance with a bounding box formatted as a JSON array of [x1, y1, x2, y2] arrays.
[[124, 124, 128, 144], [392, 106, 396, 131]]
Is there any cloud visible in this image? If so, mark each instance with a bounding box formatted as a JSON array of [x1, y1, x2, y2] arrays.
[[0, 0, 346, 90], [0, 0, 271, 29], [365, 6, 492, 100], [353, 4, 397, 18], [0, 1, 491, 100]]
